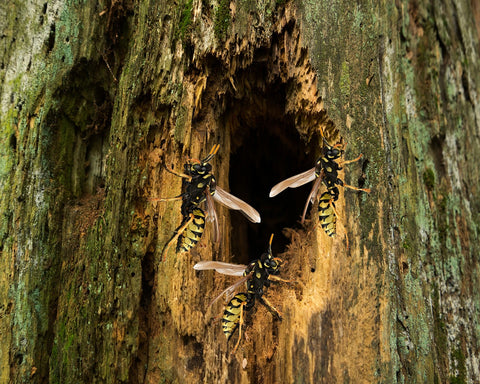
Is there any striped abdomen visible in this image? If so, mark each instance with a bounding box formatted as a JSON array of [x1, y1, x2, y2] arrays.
[[222, 293, 247, 340], [318, 191, 336, 237], [176, 208, 206, 252]]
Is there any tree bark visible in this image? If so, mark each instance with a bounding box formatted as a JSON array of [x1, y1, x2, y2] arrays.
[[1, 0, 479, 383]]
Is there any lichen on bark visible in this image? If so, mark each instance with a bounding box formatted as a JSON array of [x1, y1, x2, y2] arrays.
[[1, 0, 480, 383]]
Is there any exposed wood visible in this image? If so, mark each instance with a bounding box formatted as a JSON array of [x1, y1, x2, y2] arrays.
[[0, 0, 479, 383]]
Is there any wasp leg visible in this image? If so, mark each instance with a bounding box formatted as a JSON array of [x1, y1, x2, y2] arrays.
[[259, 296, 282, 320], [231, 302, 246, 355], [326, 198, 338, 218], [161, 213, 195, 261], [339, 153, 363, 166], [268, 275, 293, 284], [343, 184, 371, 193], [163, 164, 192, 181], [149, 193, 184, 202]]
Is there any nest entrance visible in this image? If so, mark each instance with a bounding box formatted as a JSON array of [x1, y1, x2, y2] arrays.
[[223, 71, 318, 263], [192, 28, 333, 263]]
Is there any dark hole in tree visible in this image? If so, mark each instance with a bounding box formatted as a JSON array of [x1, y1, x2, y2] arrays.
[[9, 133, 17, 151], [46, 23, 56, 53], [226, 73, 317, 263]]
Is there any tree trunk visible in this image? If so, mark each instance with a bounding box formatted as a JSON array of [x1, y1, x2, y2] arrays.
[[1, 0, 479, 383]]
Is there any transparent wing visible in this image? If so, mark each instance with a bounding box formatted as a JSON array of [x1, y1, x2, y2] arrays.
[[205, 188, 220, 243], [269, 167, 316, 197], [213, 186, 261, 223], [207, 272, 254, 308], [193, 261, 247, 276], [301, 174, 323, 223]]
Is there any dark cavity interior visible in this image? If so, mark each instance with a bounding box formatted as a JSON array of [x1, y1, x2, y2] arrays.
[[224, 73, 317, 263]]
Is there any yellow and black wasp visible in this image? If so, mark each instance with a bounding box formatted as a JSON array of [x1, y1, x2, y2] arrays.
[[194, 234, 288, 353], [269, 137, 370, 236], [153, 144, 261, 260]]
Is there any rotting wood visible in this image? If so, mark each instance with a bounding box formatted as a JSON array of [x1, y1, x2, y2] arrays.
[[1, 0, 479, 383]]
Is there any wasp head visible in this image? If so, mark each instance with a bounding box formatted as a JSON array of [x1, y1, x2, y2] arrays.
[[262, 255, 281, 275], [185, 160, 212, 176], [184, 144, 219, 176], [322, 137, 344, 161]]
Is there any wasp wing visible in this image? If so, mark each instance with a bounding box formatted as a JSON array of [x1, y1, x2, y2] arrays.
[[207, 271, 254, 308], [213, 186, 261, 223], [193, 261, 247, 276], [205, 187, 220, 243], [301, 174, 323, 223], [269, 167, 316, 197]]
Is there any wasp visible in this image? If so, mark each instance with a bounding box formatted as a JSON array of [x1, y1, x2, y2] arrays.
[[317, 187, 339, 237], [153, 144, 261, 260], [194, 234, 289, 353], [269, 138, 370, 236]]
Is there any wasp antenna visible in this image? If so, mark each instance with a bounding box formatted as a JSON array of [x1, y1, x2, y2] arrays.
[[322, 136, 331, 147], [318, 125, 325, 138], [202, 144, 220, 163], [268, 233, 274, 253], [208, 144, 220, 156]]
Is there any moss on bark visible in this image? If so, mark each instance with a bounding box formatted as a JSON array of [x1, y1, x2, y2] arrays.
[[1, 0, 479, 383]]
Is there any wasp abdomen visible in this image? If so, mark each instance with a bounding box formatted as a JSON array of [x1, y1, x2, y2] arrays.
[[318, 191, 337, 237], [176, 208, 206, 252], [222, 293, 248, 340]]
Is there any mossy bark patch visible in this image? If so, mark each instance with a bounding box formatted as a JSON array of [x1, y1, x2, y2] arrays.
[[1, 0, 480, 383]]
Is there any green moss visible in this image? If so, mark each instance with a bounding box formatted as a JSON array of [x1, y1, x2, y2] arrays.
[[214, 0, 231, 40], [50, 342, 59, 382], [449, 348, 467, 384], [423, 168, 435, 190], [176, 0, 194, 41], [0, 108, 17, 228], [56, 115, 77, 194], [431, 283, 448, 382], [174, 104, 189, 144], [450, 374, 466, 383]]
